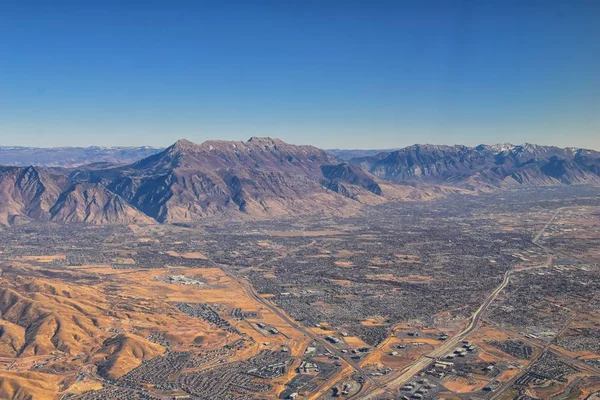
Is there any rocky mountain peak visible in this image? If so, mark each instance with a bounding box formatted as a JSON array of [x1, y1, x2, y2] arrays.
[[475, 143, 515, 153], [168, 139, 199, 154], [2, 139, 600, 226], [247, 137, 283, 146]]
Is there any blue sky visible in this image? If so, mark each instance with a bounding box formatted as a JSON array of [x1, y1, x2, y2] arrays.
[[1, 1, 599, 149]]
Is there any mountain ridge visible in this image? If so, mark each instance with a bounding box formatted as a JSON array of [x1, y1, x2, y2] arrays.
[[0, 138, 598, 226], [350, 142, 600, 188]]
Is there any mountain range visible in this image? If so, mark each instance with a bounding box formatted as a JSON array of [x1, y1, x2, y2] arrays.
[[327, 148, 399, 161], [350, 143, 600, 189], [0, 138, 598, 225], [0, 145, 163, 167]]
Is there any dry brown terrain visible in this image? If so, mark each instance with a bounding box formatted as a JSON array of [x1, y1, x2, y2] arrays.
[[0, 262, 311, 399]]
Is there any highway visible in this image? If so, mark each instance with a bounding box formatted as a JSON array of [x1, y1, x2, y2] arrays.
[[490, 291, 599, 400], [360, 209, 562, 399], [532, 208, 562, 244], [205, 208, 563, 400], [359, 267, 516, 400], [488, 207, 582, 399], [198, 234, 393, 399], [216, 262, 390, 397]]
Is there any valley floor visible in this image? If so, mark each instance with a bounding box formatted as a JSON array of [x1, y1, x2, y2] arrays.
[[0, 186, 599, 400]]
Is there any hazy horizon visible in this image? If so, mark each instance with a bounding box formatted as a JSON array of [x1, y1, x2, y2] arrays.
[[1, 2, 599, 150], [0, 136, 600, 151], [1, 136, 600, 152]]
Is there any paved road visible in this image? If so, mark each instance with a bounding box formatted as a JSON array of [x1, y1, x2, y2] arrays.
[[360, 208, 563, 400], [490, 291, 599, 400], [208, 207, 562, 400], [360, 268, 516, 400], [532, 208, 562, 244], [217, 264, 390, 397], [199, 237, 390, 399]]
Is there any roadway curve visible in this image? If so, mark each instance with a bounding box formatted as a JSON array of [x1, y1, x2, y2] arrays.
[[360, 208, 561, 399], [209, 208, 560, 399], [217, 264, 390, 396], [359, 268, 515, 399]]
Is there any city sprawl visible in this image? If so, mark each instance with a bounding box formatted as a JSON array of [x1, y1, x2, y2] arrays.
[[0, 186, 598, 399]]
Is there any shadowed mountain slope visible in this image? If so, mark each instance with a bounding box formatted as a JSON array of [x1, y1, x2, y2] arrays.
[[350, 143, 600, 188], [0, 139, 598, 225], [93, 137, 370, 222], [49, 183, 155, 224], [0, 167, 69, 226]]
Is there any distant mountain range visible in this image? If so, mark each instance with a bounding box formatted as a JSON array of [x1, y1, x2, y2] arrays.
[[0, 138, 598, 225], [327, 148, 399, 161], [350, 143, 600, 189], [0, 145, 163, 167]]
